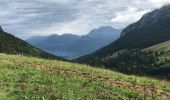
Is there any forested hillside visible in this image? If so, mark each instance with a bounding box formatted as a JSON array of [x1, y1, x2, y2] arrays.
[[0, 26, 62, 60], [77, 5, 170, 78]]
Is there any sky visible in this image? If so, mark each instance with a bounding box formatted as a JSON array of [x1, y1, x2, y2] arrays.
[[0, 0, 170, 39]]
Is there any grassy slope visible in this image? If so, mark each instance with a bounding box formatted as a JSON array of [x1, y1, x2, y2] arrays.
[[0, 53, 169, 100], [144, 40, 170, 59]]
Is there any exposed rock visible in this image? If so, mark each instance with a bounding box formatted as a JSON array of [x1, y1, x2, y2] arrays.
[[121, 5, 170, 37]]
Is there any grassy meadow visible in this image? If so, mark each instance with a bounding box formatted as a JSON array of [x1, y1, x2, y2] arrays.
[[0, 53, 169, 100]]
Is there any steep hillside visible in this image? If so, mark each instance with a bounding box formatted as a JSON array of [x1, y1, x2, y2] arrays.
[[78, 5, 170, 60], [27, 26, 122, 59], [0, 26, 62, 60], [144, 40, 170, 60], [0, 53, 169, 99], [144, 40, 170, 52], [77, 5, 170, 77]]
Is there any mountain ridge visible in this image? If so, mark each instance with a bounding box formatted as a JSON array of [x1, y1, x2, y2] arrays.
[[78, 5, 170, 60], [76, 5, 170, 77], [27, 26, 122, 59]]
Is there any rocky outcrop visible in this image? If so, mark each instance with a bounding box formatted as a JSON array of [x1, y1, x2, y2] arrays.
[[121, 5, 170, 37]]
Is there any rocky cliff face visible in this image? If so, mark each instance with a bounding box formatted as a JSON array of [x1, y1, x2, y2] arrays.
[[121, 5, 170, 36], [77, 5, 170, 64]]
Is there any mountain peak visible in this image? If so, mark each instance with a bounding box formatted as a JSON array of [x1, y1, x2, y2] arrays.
[[27, 26, 122, 59], [49, 34, 59, 37], [98, 26, 115, 30], [92, 26, 115, 32], [121, 4, 170, 37], [87, 26, 121, 38], [78, 5, 170, 59]]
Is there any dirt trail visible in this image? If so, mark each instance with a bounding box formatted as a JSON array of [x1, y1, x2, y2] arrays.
[[2, 58, 169, 99], [27, 64, 170, 99]]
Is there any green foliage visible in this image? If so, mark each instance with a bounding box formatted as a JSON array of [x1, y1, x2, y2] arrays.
[[78, 48, 170, 78], [76, 6, 170, 78], [0, 29, 63, 60], [101, 49, 170, 78], [0, 53, 169, 99]]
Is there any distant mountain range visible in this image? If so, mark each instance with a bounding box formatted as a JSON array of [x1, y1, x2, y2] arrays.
[[27, 26, 122, 59], [1, 5, 170, 78], [77, 5, 170, 78], [0, 26, 62, 60]]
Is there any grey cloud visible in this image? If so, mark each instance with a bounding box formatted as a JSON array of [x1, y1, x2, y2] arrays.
[[0, 0, 81, 38], [1, 0, 79, 26], [0, 0, 169, 39]]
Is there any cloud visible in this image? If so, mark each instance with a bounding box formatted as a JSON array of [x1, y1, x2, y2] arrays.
[[111, 7, 150, 28], [29, 15, 94, 36], [0, 0, 170, 39], [150, 0, 170, 7], [111, 0, 170, 28]]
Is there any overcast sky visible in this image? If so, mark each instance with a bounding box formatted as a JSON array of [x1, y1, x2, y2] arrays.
[[0, 0, 170, 39]]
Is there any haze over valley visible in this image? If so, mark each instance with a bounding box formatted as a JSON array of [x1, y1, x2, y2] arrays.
[[27, 26, 122, 59], [0, 0, 170, 99]]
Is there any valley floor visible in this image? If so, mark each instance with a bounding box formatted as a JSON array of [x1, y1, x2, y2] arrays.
[[0, 53, 169, 100]]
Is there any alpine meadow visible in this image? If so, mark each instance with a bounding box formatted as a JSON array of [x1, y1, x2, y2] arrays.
[[0, 0, 170, 100]]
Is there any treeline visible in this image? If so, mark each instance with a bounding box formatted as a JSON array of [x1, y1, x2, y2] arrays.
[[0, 29, 64, 60], [87, 49, 170, 79]]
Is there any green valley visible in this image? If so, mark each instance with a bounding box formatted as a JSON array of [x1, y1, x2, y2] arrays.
[[1, 1, 170, 100]]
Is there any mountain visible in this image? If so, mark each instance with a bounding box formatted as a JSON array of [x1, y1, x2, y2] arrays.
[[77, 5, 170, 77], [87, 26, 121, 39], [0, 26, 62, 60], [27, 26, 122, 59], [27, 34, 80, 59], [35, 34, 80, 51], [68, 26, 122, 57], [26, 36, 48, 45]]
